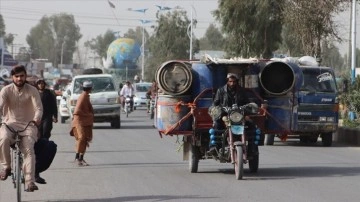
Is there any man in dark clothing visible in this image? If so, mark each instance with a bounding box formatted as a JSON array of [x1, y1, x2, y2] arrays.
[[35, 78, 58, 184], [210, 73, 256, 155], [146, 80, 157, 113], [213, 73, 249, 130], [36, 78, 58, 139]]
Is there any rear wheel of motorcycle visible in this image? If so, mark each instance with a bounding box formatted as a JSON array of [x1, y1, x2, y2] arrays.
[[189, 145, 200, 173], [234, 146, 244, 180]]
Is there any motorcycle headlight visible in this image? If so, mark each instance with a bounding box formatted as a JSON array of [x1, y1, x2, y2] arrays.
[[229, 111, 243, 122], [208, 105, 222, 120]]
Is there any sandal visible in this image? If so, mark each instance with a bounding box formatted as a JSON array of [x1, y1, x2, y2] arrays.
[[25, 182, 39, 192], [77, 160, 89, 166], [0, 168, 11, 181]]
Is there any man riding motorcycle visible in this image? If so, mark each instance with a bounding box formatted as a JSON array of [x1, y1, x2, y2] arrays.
[[209, 73, 257, 155], [119, 81, 134, 111]]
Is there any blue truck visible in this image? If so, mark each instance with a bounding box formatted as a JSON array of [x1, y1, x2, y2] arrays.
[[262, 58, 339, 146]]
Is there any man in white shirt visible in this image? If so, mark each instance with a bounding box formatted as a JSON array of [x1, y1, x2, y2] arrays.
[[0, 65, 43, 192], [119, 81, 134, 110]]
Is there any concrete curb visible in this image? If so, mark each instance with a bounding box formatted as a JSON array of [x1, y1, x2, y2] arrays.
[[336, 127, 360, 146]]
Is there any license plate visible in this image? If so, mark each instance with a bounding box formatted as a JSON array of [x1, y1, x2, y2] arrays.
[[231, 125, 244, 135]]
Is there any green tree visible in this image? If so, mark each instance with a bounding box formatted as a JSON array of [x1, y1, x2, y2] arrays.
[[278, 24, 304, 56], [0, 14, 5, 37], [15, 47, 30, 62], [282, 0, 348, 57], [84, 29, 116, 59], [0, 15, 15, 49], [321, 40, 345, 76], [123, 26, 150, 46], [214, 0, 284, 58], [26, 13, 82, 67], [199, 23, 224, 50], [146, 10, 200, 81]]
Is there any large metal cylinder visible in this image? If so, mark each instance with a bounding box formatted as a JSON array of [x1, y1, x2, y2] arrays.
[[259, 61, 303, 95], [156, 60, 193, 96]]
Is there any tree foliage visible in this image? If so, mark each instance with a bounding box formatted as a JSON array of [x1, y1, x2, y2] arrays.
[[321, 40, 345, 76], [0, 15, 15, 48], [278, 24, 304, 56], [214, 0, 284, 58], [199, 23, 225, 50], [0, 15, 5, 37], [26, 13, 82, 67], [281, 0, 348, 57], [123, 26, 149, 46], [84, 29, 116, 59], [340, 76, 360, 128], [146, 10, 200, 81]]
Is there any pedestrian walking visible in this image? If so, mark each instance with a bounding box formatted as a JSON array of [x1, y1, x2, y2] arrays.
[[69, 81, 94, 166]]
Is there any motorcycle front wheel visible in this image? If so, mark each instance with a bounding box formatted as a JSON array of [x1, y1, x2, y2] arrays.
[[234, 146, 244, 180]]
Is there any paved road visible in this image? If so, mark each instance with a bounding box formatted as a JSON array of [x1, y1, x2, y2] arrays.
[[1, 108, 360, 202]]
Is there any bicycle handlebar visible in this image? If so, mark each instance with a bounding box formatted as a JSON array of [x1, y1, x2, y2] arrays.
[[0, 121, 37, 134]]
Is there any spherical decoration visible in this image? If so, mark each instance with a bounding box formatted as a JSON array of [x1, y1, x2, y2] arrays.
[[106, 38, 141, 69]]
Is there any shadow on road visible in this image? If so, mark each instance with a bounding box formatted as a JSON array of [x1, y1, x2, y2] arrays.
[[196, 165, 360, 180], [28, 194, 218, 202], [92, 124, 154, 130]]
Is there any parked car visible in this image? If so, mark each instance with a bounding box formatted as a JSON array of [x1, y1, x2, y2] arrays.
[[66, 72, 121, 128], [133, 82, 152, 109]]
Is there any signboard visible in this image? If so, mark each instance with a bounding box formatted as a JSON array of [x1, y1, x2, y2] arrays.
[[0, 49, 18, 67]]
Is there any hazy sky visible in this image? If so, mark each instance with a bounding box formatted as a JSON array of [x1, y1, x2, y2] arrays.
[[0, 0, 218, 49], [0, 0, 358, 57]]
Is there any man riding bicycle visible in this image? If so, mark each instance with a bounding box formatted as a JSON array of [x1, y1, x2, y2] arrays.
[[0, 65, 43, 192]]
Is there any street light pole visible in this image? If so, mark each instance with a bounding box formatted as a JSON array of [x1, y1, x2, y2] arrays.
[[60, 40, 65, 74], [127, 8, 150, 81], [351, 0, 357, 84], [141, 25, 145, 81], [189, 7, 193, 60]]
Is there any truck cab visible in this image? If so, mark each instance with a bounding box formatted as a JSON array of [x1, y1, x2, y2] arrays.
[[295, 66, 339, 145], [263, 59, 339, 146]]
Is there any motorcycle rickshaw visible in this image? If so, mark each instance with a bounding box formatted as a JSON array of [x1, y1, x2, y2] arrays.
[[154, 58, 266, 180]]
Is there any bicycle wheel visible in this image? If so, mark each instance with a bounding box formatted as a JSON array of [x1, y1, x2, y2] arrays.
[[16, 152, 21, 202]]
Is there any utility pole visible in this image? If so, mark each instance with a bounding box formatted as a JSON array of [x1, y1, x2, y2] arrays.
[[351, 0, 357, 83]]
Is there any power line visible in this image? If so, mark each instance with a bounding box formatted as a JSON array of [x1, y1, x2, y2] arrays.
[[1, 6, 215, 24]]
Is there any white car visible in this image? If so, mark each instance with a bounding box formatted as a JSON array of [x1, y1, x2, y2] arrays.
[[66, 73, 121, 128], [133, 82, 152, 109], [58, 85, 70, 123]]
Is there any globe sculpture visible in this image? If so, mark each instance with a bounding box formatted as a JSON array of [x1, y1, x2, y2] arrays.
[[105, 38, 141, 69]]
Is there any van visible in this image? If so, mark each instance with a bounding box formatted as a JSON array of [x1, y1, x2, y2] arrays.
[[66, 73, 121, 128]]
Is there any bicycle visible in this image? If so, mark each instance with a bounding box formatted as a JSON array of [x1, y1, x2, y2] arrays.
[[1, 121, 36, 202]]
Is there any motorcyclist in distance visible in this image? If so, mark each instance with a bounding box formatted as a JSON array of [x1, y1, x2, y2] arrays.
[[119, 81, 134, 111]]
